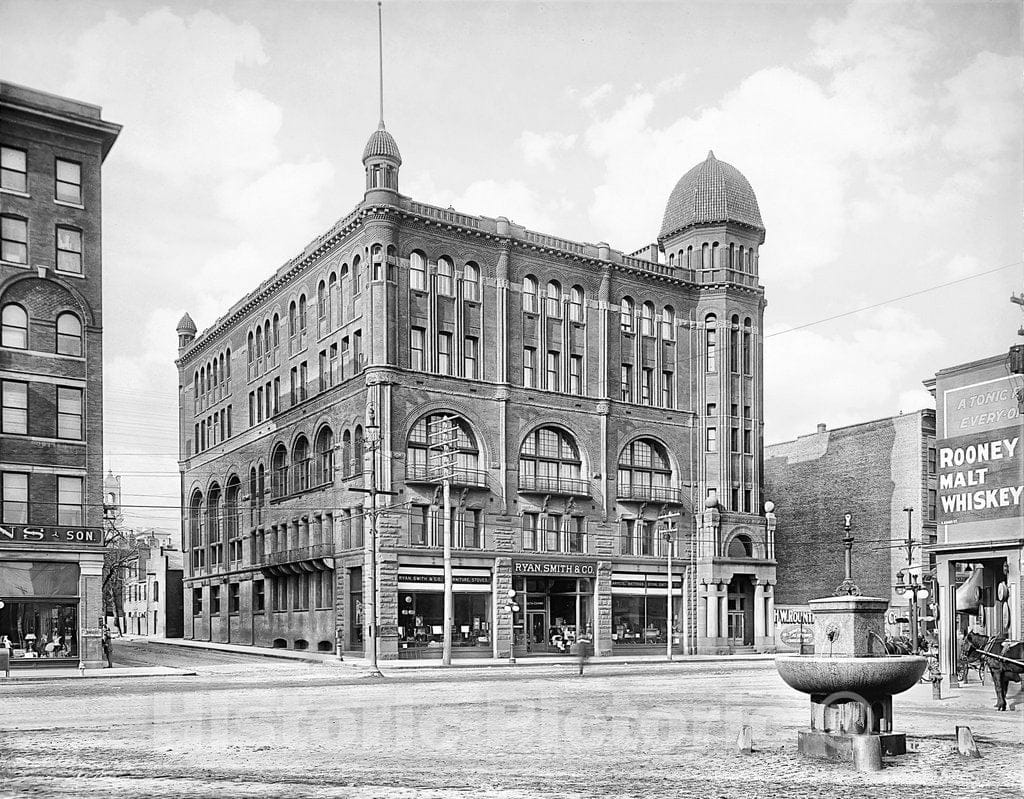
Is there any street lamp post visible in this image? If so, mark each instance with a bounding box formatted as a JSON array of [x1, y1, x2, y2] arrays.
[[664, 528, 674, 662], [834, 512, 861, 596], [502, 588, 520, 665], [895, 570, 929, 654]]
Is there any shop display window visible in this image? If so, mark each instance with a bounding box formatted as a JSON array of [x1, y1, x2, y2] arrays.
[[0, 601, 78, 659], [612, 595, 668, 646], [398, 592, 490, 651]]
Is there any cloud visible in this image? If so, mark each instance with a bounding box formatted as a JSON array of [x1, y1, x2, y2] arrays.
[[763, 309, 943, 443], [516, 130, 578, 170], [64, 9, 281, 183], [942, 51, 1024, 162], [580, 82, 614, 111]]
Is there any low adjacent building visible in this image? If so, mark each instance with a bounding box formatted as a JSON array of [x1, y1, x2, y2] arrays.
[[763, 412, 938, 650], [122, 529, 184, 638], [924, 354, 1023, 680]]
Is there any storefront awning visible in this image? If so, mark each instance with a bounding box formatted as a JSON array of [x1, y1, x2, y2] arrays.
[[0, 562, 80, 598]]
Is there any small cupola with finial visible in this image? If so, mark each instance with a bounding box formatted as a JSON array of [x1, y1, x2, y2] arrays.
[[363, 1, 401, 202], [176, 312, 196, 352]]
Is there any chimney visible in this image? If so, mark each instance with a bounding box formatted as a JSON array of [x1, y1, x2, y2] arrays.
[[816, 423, 827, 434]]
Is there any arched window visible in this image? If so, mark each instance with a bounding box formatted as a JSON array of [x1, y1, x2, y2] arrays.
[[387, 244, 398, 282], [247, 332, 254, 366], [569, 285, 584, 322], [288, 301, 297, 339], [153, 581, 160, 602], [617, 439, 673, 501], [342, 429, 352, 477], [206, 483, 222, 548], [371, 244, 384, 281], [257, 464, 265, 507], [56, 312, 82, 356], [315, 426, 334, 487], [2, 304, 28, 349], [328, 272, 338, 328], [317, 280, 329, 337], [224, 349, 231, 381], [271, 315, 279, 354], [546, 281, 561, 317], [353, 425, 364, 475], [686, 246, 693, 269], [188, 489, 203, 550], [743, 317, 752, 374], [410, 251, 426, 292], [728, 243, 735, 269], [705, 314, 717, 372], [248, 467, 258, 520], [463, 262, 480, 302], [254, 326, 263, 361], [519, 427, 583, 494], [271, 443, 289, 499], [730, 314, 740, 373], [701, 243, 710, 269], [406, 413, 481, 484], [262, 320, 270, 361], [292, 435, 310, 493], [225, 476, 241, 540], [437, 256, 454, 296], [661, 306, 675, 341], [352, 255, 362, 295], [668, 253, 675, 268], [298, 295, 307, 334], [738, 246, 745, 272], [640, 301, 655, 336], [620, 297, 634, 331], [522, 275, 538, 313], [712, 242, 720, 268], [727, 534, 753, 558]]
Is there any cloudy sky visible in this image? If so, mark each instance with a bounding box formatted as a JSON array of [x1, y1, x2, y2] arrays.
[[2, 0, 1021, 529]]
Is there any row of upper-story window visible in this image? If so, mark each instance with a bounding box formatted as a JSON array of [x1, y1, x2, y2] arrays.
[[193, 405, 233, 456], [185, 417, 686, 520], [0, 471, 85, 526], [1, 379, 84, 439], [194, 348, 232, 413], [1, 216, 86, 274], [1, 303, 84, 356], [522, 276, 586, 321], [409, 252, 481, 300], [620, 298, 676, 339], [704, 314, 755, 375], [666, 241, 758, 272], [1, 146, 84, 205]]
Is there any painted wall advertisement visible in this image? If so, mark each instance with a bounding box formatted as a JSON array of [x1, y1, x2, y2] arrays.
[[938, 375, 1023, 525], [774, 606, 814, 652]]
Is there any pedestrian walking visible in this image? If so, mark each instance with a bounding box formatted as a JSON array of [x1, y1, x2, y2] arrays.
[[575, 636, 590, 676], [101, 627, 113, 668]]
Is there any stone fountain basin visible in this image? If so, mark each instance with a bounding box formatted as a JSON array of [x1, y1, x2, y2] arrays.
[[776, 655, 927, 697]]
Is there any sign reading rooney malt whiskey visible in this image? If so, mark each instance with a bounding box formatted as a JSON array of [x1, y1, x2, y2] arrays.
[[938, 375, 1023, 526]]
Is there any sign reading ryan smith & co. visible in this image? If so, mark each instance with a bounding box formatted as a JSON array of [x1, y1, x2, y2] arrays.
[[512, 560, 596, 577], [0, 525, 104, 547]]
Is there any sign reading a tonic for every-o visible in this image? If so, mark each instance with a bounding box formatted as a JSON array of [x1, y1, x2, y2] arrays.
[[0, 525, 104, 546], [512, 561, 597, 577]]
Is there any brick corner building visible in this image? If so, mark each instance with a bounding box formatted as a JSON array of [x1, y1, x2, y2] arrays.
[[0, 82, 120, 667], [176, 120, 777, 658]]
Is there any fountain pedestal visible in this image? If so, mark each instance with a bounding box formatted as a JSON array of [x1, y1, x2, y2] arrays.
[[776, 595, 927, 762]]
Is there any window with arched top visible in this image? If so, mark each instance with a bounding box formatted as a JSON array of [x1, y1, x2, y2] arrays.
[[248, 467, 258, 518], [271, 315, 279, 351], [371, 244, 384, 281], [668, 253, 675, 268], [351, 255, 362, 294], [315, 426, 334, 487], [640, 301, 655, 336], [410, 251, 426, 292], [437, 256, 454, 296], [271, 443, 289, 499], [298, 295, 307, 332], [661, 306, 675, 341], [225, 476, 241, 540], [188, 489, 204, 552], [406, 413, 481, 484], [247, 332, 254, 365], [727, 534, 753, 558], [546, 281, 561, 317], [730, 314, 740, 373], [288, 301, 297, 339], [743, 317, 752, 374], [522, 275, 538, 312], [328, 273, 338, 327], [2, 304, 28, 349], [292, 435, 311, 493], [686, 246, 693, 269], [705, 314, 717, 372], [728, 242, 735, 269], [353, 425, 364, 474], [463, 262, 480, 302], [738, 246, 746, 272], [569, 285, 584, 322], [342, 429, 352, 477], [519, 427, 584, 495], [206, 483, 222, 546], [317, 280, 329, 337], [701, 243, 710, 269], [620, 297, 634, 331], [617, 439, 673, 502], [56, 312, 82, 356]]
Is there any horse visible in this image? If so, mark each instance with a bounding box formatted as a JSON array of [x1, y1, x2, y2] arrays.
[[963, 631, 1024, 711]]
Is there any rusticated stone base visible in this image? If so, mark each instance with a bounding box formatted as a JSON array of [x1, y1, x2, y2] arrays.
[[798, 730, 907, 761]]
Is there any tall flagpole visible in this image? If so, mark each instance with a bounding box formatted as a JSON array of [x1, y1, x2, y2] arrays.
[[377, 1, 385, 128]]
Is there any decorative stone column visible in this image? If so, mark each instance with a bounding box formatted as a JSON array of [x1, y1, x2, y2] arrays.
[[719, 581, 729, 645], [697, 582, 708, 647], [596, 560, 613, 656], [706, 582, 720, 639], [493, 557, 513, 658], [754, 580, 766, 642], [79, 555, 104, 668]]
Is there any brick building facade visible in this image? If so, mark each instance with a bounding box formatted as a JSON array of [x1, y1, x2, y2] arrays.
[[122, 529, 184, 639], [0, 82, 120, 667], [176, 117, 777, 658], [763, 412, 938, 649]]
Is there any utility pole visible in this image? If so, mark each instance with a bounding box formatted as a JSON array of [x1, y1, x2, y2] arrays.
[[429, 416, 457, 666], [902, 506, 915, 565], [352, 406, 395, 678]]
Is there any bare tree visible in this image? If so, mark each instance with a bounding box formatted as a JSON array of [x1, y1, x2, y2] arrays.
[[102, 518, 139, 635]]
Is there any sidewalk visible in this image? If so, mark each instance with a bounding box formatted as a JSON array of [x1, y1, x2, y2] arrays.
[[133, 635, 779, 670], [2, 665, 194, 682]]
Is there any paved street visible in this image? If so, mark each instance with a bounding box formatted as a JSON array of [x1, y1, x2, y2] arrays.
[[1, 655, 1020, 799]]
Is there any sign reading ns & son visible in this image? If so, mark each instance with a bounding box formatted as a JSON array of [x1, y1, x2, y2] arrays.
[[0, 525, 104, 547]]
